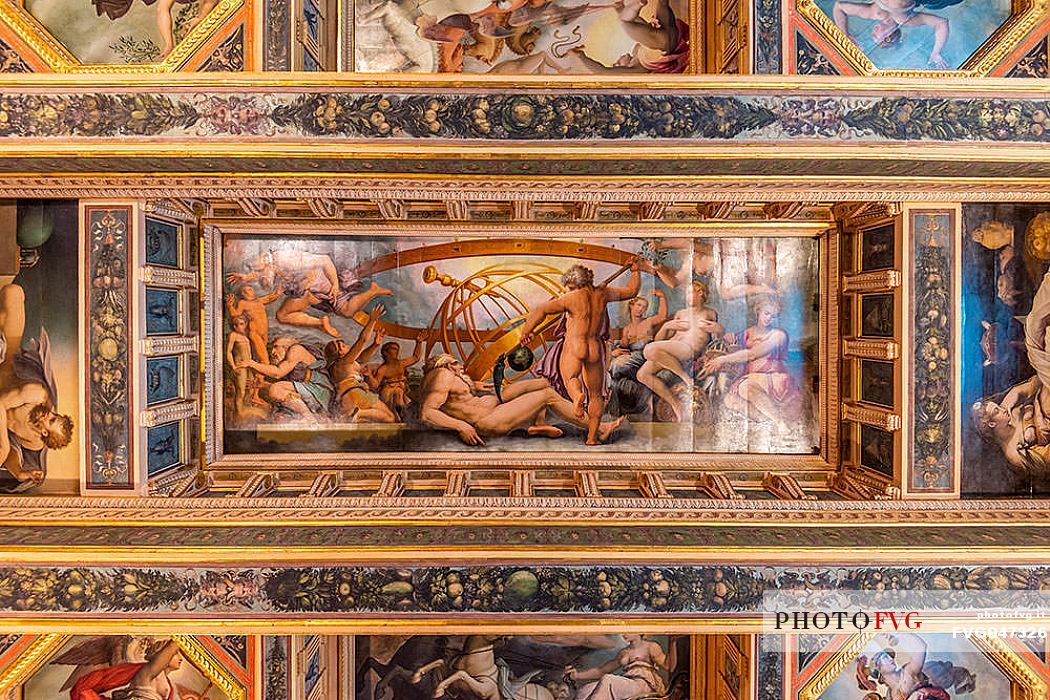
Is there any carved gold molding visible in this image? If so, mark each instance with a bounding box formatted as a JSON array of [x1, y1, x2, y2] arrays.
[[842, 338, 900, 360], [798, 633, 875, 700], [172, 635, 248, 700], [141, 335, 199, 356], [140, 266, 198, 289], [0, 634, 65, 696], [7, 177, 1050, 202], [0, 635, 246, 700], [800, 632, 1047, 700], [842, 402, 902, 431], [141, 400, 198, 428], [2, 497, 1050, 523], [842, 270, 902, 293], [969, 634, 1049, 700]]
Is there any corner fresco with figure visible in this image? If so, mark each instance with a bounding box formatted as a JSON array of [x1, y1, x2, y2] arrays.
[[24, 0, 220, 64], [354, 0, 691, 73], [21, 636, 230, 699], [817, 633, 1009, 700], [963, 205, 1050, 496], [0, 203, 78, 495], [354, 634, 690, 700], [220, 234, 820, 456], [813, 0, 1011, 70]]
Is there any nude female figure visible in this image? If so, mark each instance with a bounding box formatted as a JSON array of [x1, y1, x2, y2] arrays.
[[636, 281, 721, 420]]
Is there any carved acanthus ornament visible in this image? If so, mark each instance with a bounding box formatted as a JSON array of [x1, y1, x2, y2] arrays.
[[377, 198, 407, 220], [699, 472, 742, 500], [445, 200, 470, 221], [236, 197, 276, 218], [763, 472, 816, 500], [445, 471, 470, 497], [377, 471, 406, 497], [575, 471, 602, 497], [306, 197, 343, 219], [235, 473, 279, 498]]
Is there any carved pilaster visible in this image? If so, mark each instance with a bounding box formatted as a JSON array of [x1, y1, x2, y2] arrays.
[[762, 472, 816, 500]]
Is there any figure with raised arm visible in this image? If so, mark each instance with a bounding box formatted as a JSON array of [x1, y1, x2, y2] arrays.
[[519, 260, 640, 445], [636, 280, 721, 421]]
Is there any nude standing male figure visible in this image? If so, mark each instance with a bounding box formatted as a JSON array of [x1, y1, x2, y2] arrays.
[[519, 260, 640, 445]]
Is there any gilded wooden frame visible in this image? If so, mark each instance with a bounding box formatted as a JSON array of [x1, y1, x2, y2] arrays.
[[200, 218, 837, 473], [342, 0, 701, 73]]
